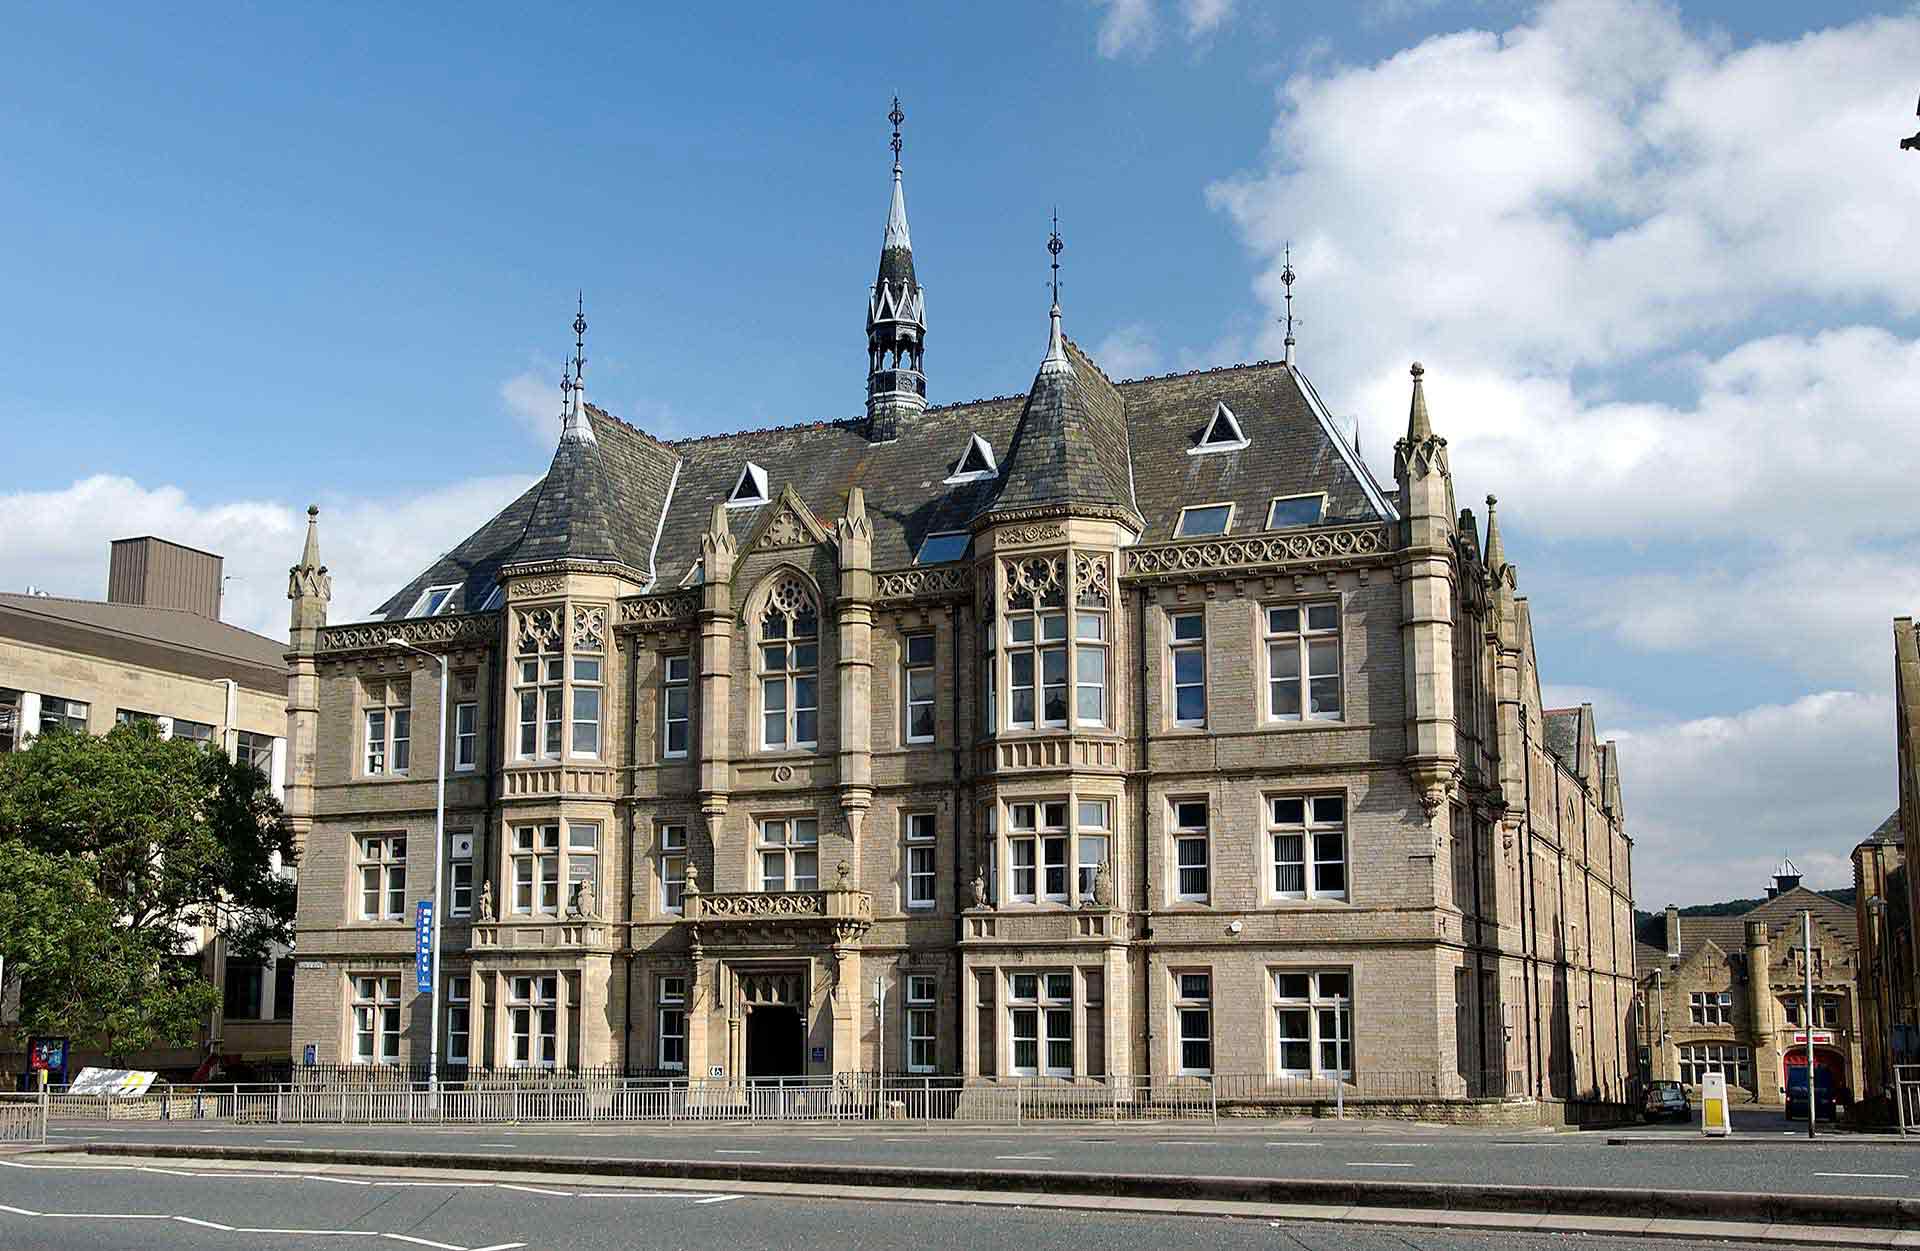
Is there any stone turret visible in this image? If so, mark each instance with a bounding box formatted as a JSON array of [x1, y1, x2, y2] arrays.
[[284, 505, 331, 862], [865, 97, 926, 442], [1393, 363, 1459, 823]]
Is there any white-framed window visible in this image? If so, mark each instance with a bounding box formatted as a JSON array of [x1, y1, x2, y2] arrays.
[[1005, 609, 1066, 728], [446, 975, 470, 1065], [659, 823, 687, 914], [1265, 602, 1342, 722], [944, 433, 998, 483], [994, 554, 1110, 733], [905, 811, 936, 910], [173, 718, 215, 744], [38, 695, 89, 734], [1175, 502, 1234, 537], [1169, 611, 1205, 727], [1005, 801, 1070, 904], [363, 680, 411, 776], [454, 700, 478, 771], [1008, 971, 1075, 1076], [352, 974, 401, 1064], [570, 656, 602, 758], [566, 822, 600, 911], [728, 461, 769, 507], [1170, 800, 1209, 903], [1189, 400, 1249, 454], [759, 817, 819, 892], [1820, 996, 1841, 1029], [1678, 1042, 1752, 1088], [448, 831, 474, 918], [511, 824, 560, 915], [658, 976, 687, 1071], [1075, 610, 1107, 725], [1272, 970, 1352, 1078], [1268, 794, 1348, 900], [760, 579, 820, 751], [916, 531, 970, 564], [408, 584, 460, 617], [356, 835, 407, 921], [906, 975, 937, 1073], [904, 633, 936, 743], [235, 729, 276, 774], [516, 652, 563, 760], [662, 653, 691, 759], [507, 973, 559, 1068], [1266, 493, 1325, 529], [1690, 990, 1732, 1026], [1174, 971, 1213, 1076], [1076, 800, 1110, 902]]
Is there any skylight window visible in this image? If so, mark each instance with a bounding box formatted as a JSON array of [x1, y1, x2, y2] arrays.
[[1187, 401, 1249, 456], [480, 584, 505, 612], [945, 434, 998, 484], [915, 531, 970, 565], [1175, 503, 1234, 538], [728, 461, 769, 508], [1266, 493, 1326, 530], [409, 584, 459, 617], [680, 560, 705, 588]]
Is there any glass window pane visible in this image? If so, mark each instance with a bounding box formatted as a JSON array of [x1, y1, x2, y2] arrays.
[[1274, 973, 1311, 999], [1041, 614, 1067, 641], [907, 634, 935, 665], [1306, 604, 1339, 632], [1177, 504, 1232, 537], [1076, 614, 1104, 641], [1175, 801, 1207, 829], [1077, 801, 1109, 829], [1269, 607, 1299, 634], [1172, 613, 1203, 642], [1309, 677, 1342, 717]]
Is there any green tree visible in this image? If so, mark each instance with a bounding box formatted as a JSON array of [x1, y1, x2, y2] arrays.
[[0, 722, 295, 1060]]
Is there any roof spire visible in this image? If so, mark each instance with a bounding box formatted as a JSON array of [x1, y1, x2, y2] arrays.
[[1280, 244, 1297, 367], [1406, 360, 1432, 442], [883, 96, 911, 252], [559, 294, 596, 446], [867, 96, 926, 442], [1484, 493, 1507, 573], [889, 94, 904, 171], [1042, 210, 1070, 375]]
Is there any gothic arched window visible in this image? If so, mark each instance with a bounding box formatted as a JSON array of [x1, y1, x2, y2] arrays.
[[759, 576, 820, 750]]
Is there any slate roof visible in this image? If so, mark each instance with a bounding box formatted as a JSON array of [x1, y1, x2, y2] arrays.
[[1860, 811, 1902, 847], [1649, 887, 1857, 970], [0, 592, 287, 676], [365, 336, 1395, 622], [1543, 707, 1581, 769]]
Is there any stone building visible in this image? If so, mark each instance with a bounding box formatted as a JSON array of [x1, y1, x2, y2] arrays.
[[1852, 814, 1910, 1099], [1899, 617, 1920, 1032], [283, 111, 1636, 1109], [1638, 864, 1861, 1105], [0, 537, 294, 1075]]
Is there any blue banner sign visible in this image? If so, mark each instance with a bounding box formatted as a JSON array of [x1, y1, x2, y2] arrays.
[[415, 899, 434, 993]]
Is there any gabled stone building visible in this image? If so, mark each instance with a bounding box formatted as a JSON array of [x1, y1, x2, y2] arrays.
[[283, 111, 1636, 1107]]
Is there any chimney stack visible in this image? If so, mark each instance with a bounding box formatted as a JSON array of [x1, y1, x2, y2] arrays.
[[1664, 904, 1681, 959]]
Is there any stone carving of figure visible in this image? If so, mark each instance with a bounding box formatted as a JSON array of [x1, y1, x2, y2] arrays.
[[479, 879, 496, 922], [571, 877, 598, 919], [836, 860, 852, 889], [1092, 861, 1113, 908], [684, 861, 700, 894], [971, 872, 989, 910]]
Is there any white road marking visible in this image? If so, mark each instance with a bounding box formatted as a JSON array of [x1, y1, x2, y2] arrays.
[[1156, 1140, 1212, 1146], [0, 1205, 42, 1217], [1815, 1171, 1908, 1179], [170, 1216, 237, 1230], [473, 1244, 530, 1251], [263, 1139, 305, 1144], [712, 1148, 760, 1155], [42, 1213, 169, 1220], [994, 1154, 1053, 1161], [1346, 1162, 1414, 1168], [809, 1135, 855, 1141], [694, 1195, 740, 1205], [380, 1233, 466, 1249], [496, 1184, 571, 1197], [1266, 1141, 1321, 1147], [476, 1143, 516, 1149]]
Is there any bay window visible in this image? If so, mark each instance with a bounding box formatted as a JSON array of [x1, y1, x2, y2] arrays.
[[511, 824, 560, 915], [995, 552, 1111, 732], [507, 974, 559, 1068]]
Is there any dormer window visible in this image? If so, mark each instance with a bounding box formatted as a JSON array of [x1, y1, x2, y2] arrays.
[[408, 584, 459, 617], [1175, 503, 1234, 538], [1187, 401, 1249, 455], [728, 462, 770, 508], [945, 434, 998, 484], [1266, 493, 1326, 530], [916, 531, 970, 565]]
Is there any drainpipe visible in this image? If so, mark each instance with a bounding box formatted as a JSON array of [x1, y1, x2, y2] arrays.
[[1136, 585, 1153, 1070], [1521, 717, 1542, 1099]]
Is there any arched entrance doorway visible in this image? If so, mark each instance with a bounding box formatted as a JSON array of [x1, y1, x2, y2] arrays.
[[1784, 1045, 1851, 1100], [746, 1006, 805, 1078]]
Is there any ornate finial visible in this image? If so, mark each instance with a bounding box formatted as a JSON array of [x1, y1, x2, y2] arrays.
[[1410, 361, 1425, 378], [1047, 208, 1063, 307], [888, 95, 904, 168], [1486, 493, 1497, 509], [1280, 244, 1297, 367], [571, 291, 588, 386], [306, 504, 319, 519]]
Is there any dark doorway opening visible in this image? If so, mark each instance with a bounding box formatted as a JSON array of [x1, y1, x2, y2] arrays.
[[746, 1006, 805, 1078]]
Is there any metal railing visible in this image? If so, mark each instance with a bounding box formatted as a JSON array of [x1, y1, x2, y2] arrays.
[[0, 1092, 48, 1143]]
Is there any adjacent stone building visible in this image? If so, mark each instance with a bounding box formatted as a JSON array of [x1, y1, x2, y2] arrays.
[[1639, 864, 1861, 1105], [1852, 814, 1910, 1099], [284, 111, 1636, 1110], [0, 537, 294, 1076], [1899, 617, 1920, 1036]]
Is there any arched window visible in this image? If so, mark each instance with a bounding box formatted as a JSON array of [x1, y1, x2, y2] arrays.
[[759, 576, 820, 750]]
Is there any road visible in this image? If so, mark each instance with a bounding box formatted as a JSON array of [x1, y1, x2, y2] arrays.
[[0, 1152, 1800, 1251], [38, 1107, 1920, 1202]]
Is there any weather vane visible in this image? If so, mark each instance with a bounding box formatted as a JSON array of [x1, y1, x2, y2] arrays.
[[1048, 208, 1063, 306], [889, 96, 904, 165], [572, 292, 588, 382], [1280, 243, 1297, 365]]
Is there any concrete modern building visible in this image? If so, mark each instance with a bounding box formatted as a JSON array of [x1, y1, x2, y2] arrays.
[[0, 537, 295, 1076], [1852, 814, 1910, 1101], [284, 110, 1636, 1112], [1638, 865, 1861, 1105]]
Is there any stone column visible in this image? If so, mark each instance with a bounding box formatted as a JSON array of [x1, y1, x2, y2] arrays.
[[1748, 920, 1777, 1101], [698, 504, 735, 865], [836, 488, 875, 873]]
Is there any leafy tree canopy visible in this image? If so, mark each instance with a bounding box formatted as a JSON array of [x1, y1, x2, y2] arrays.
[[0, 722, 294, 1059]]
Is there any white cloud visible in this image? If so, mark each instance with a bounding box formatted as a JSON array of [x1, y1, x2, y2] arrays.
[[1607, 690, 1894, 907], [501, 369, 561, 443], [1181, 0, 1235, 40], [1093, 323, 1163, 378], [0, 474, 532, 640], [1094, 0, 1157, 57]]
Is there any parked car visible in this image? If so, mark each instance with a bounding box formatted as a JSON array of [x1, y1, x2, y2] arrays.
[[1644, 1080, 1691, 1122]]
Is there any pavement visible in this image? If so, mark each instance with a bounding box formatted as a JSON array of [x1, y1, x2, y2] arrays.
[[0, 1151, 1882, 1251], [34, 1106, 1920, 1203]]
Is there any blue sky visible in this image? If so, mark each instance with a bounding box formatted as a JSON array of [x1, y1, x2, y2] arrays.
[[3, 1, 1917, 903]]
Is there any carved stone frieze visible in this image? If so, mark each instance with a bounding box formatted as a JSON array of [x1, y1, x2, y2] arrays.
[[516, 606, 563, 653], [996, 522, 1067, 545], [318, 612, 498, 655], [1003, 554, 1066, 611], [571, 604, 606, 652], [617, 591, 699, 631], [511, 576, 567, 599], [701, 891, 826, 918], [1123, 525, 1391, 580], [1074, 552, 1110, 608], [874, 564, 969, 604]]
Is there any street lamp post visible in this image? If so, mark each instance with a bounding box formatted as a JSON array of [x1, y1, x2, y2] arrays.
[[388, 636, 448, 1097]]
